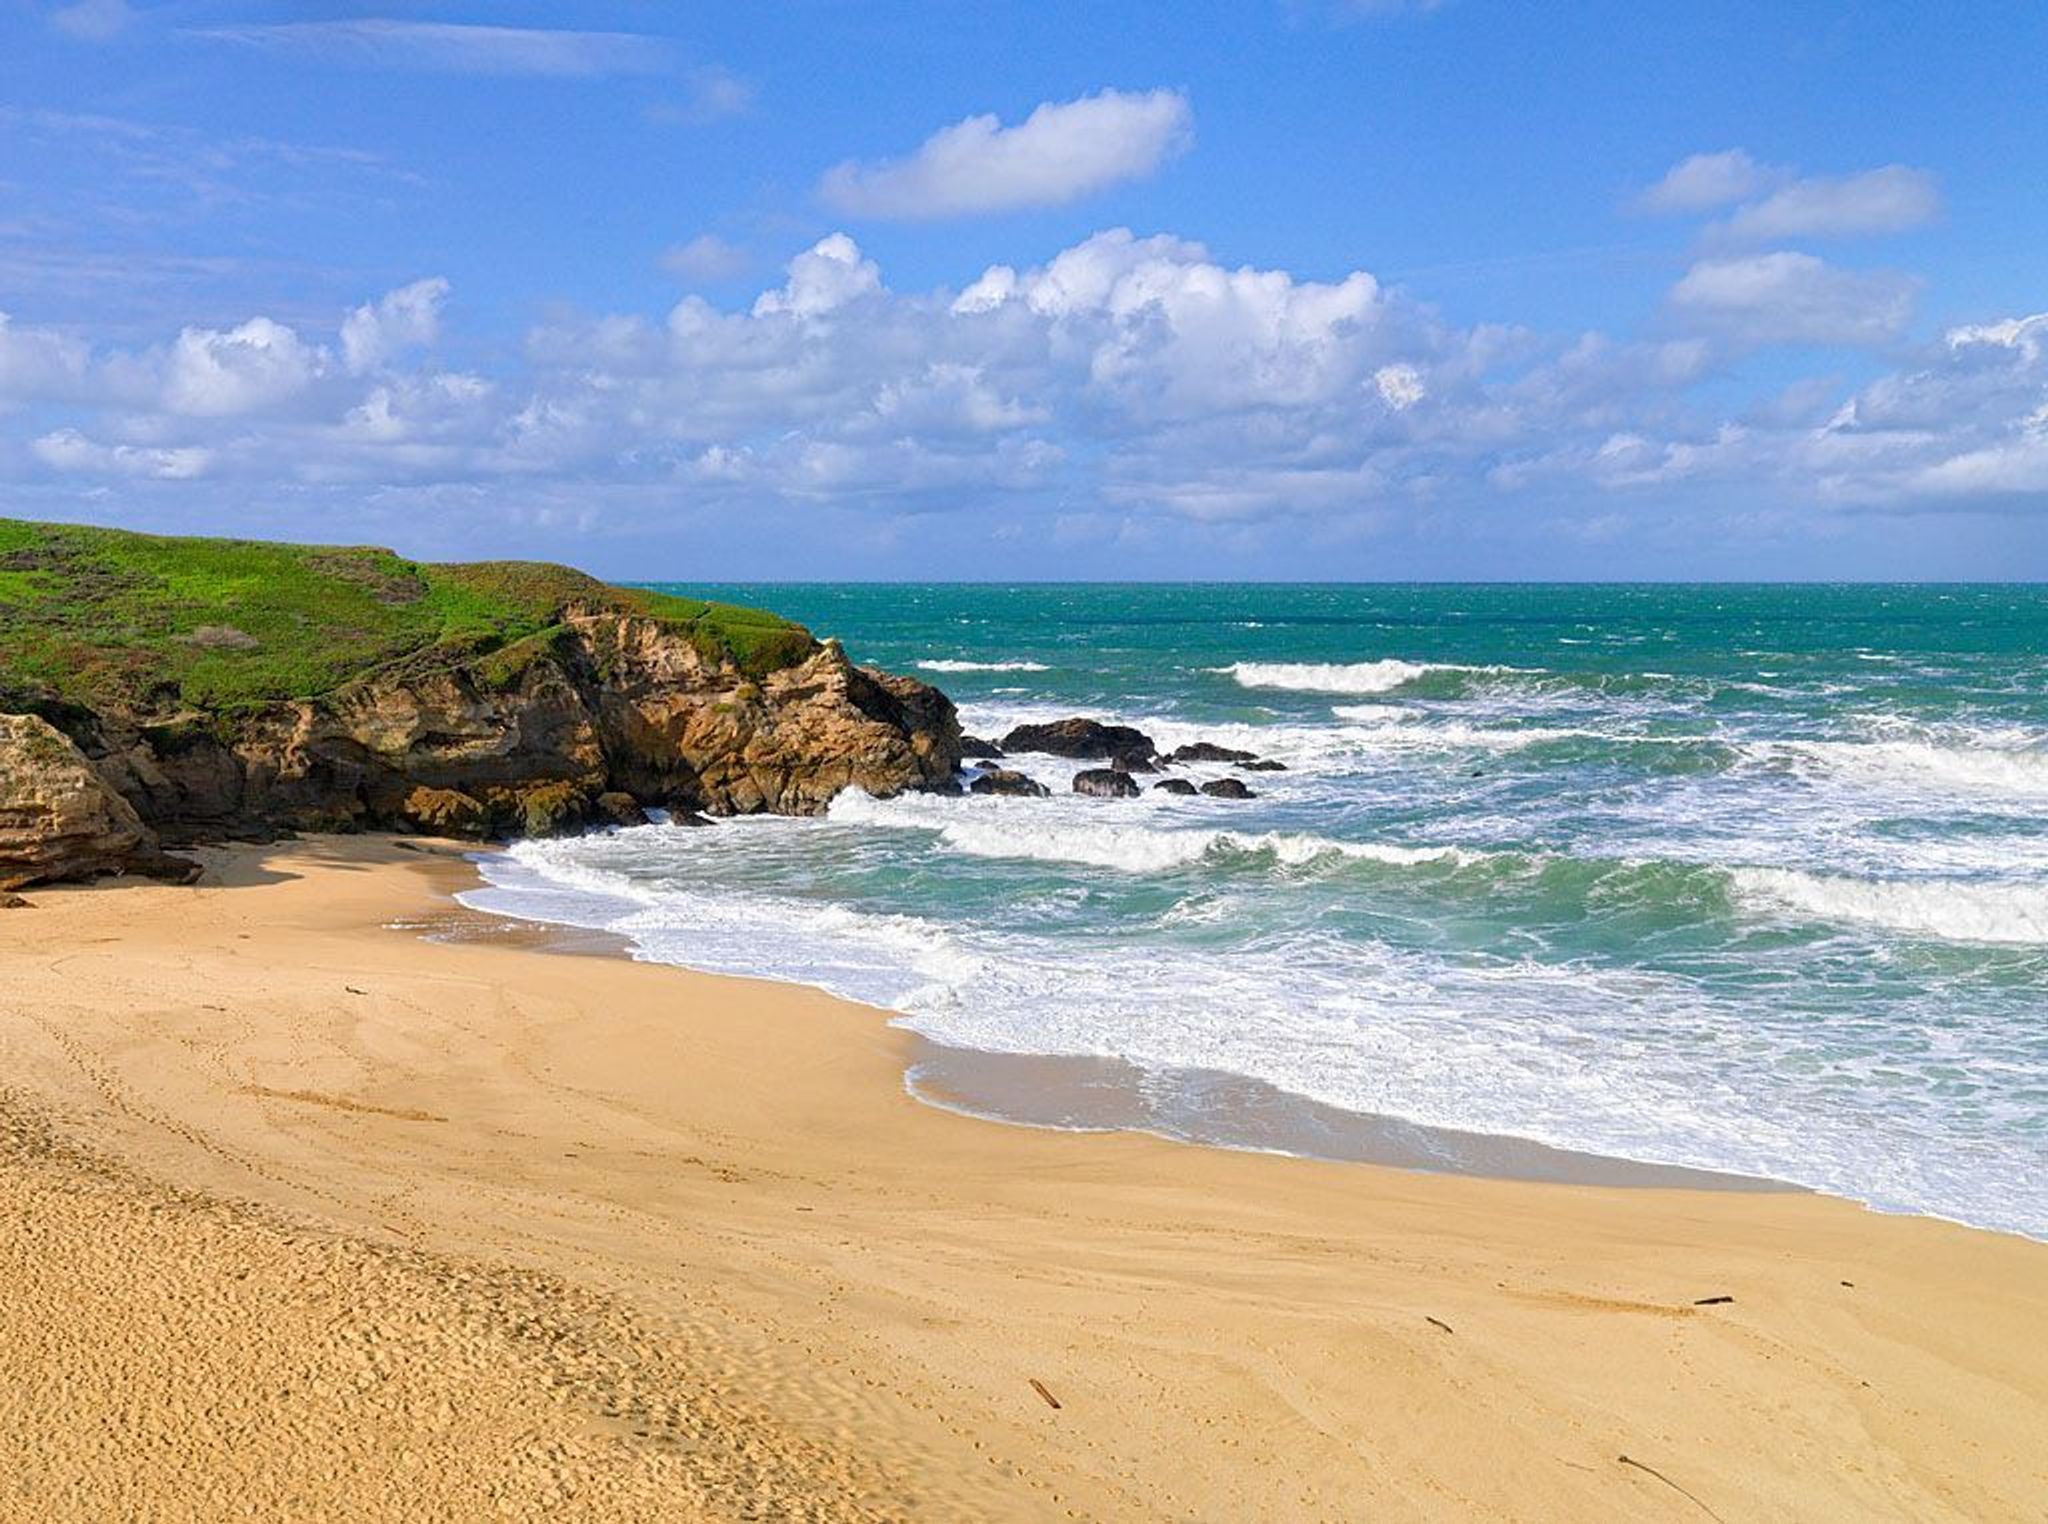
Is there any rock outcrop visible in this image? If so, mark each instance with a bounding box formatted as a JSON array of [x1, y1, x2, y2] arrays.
[[0, 713, 199, 888], [16, 619, 960, 857], [1152, 778, 1199, 796], [1, 519, 964, 886]]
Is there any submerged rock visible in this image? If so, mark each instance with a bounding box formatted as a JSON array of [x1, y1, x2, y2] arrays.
[[1151, 778, 1199, 796], [999, 717, 1159, 771], [1073, 768, 1141, 799], [1242, 758, 1288, 772], [969, 768, 1050, 799], [1200, 777, 1257, 800]]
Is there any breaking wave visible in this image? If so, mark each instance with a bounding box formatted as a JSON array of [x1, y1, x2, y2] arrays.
[[1732, 867, 2048, 946]]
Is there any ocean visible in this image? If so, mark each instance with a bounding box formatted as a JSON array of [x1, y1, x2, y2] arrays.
[[460, 584, 2048, 1239]]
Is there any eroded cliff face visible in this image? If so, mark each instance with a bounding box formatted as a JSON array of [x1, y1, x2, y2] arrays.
[[0, 714, 199, 889], [3, 611, 960, 886]]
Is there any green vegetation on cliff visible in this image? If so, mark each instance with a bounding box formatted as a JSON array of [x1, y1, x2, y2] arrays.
[[0, 518, 816, 712]]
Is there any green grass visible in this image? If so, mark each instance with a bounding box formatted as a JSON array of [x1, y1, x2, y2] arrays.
[[0, 518, 816, 714]]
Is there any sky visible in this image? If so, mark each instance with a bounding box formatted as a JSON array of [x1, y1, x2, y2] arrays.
[[3, 0, 2047, 580]]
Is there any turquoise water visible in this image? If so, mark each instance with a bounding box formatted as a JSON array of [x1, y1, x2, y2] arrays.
[[467, 585, 2048, 1238]]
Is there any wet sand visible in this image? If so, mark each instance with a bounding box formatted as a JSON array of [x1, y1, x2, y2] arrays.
[[2, 835, 2044, 1520]]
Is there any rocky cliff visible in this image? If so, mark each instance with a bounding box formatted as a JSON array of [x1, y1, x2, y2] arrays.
[[0, 519, 960, 890]]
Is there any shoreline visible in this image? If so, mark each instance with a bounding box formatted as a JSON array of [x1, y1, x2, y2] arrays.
[[4, 835, 2045, 1519], [461, 841, 1808, 1205]]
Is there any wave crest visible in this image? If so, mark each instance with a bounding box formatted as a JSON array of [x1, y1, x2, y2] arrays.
[[1732, 867, 2048, 945], [1211, 659, 1462, 694]]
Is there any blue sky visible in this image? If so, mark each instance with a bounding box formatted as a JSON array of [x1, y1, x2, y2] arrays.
[[3, 0, 2046, 578]]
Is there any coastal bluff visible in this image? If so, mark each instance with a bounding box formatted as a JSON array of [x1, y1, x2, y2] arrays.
[[0, 517, 960, 889]]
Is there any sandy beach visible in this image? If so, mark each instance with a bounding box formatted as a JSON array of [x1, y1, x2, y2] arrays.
[[2, 836, 2044, 1521]]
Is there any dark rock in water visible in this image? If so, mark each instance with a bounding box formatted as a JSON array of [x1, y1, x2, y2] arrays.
[[1242, 758, 1288, 772], [1000, 717, 1159, 771], [1152, 778, 1199, 796], [1168, 742, 1257, 764], [595, 790, 649, 828], [960, 735, 1006, 759], [1200, 777, 1257, 800], [969, 768, 1050, 799], [1073, 768, 1141, 799]]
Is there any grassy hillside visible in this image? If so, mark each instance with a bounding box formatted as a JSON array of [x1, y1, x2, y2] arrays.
[[0, 518, 815, 713]]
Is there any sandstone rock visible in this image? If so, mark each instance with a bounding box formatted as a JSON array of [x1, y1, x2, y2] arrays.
[[0, 712, 198, 888], [1073, 768, 1141, 799], [1200, 778, 1257, 800], [999, 718, 1158, 771], [968, 768, 1050, 799], [400, 786, 489, 839], [507, 781, 589, 839], [1152, 778, 1199, 796], [21, 611, 962, 845], [1168, 742, 1258, 764]]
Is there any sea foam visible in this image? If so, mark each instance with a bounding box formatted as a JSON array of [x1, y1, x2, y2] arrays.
[[826, 790, 1477, 874]]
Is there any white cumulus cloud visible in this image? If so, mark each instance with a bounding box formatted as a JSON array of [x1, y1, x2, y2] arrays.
[[1638, 149, 1787, 213], [820, 88, 1193, 219], [751, 234, 884, 317], [4, 234, 2044, 549], [161, 316, 326, 415], [341, 277, 449, 374], [1669, 252, 1917, 348], [1723, 165, 1940, 241], [34, 428, 212, 479], [0, 312, 92, 400]]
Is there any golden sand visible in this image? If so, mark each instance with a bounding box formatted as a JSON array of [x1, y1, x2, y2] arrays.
[[2, 836, 2043, 1520]]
